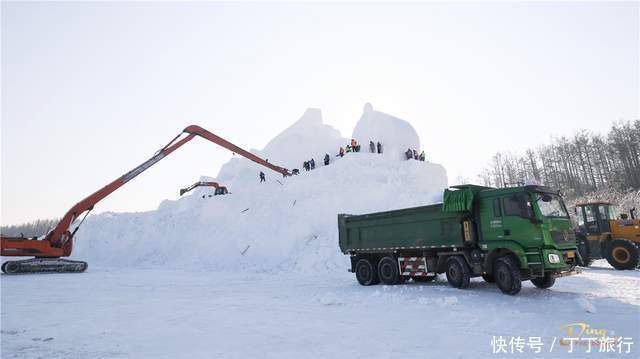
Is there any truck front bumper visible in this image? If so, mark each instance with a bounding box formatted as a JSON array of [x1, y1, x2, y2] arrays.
[[553, 268, 582, 278]]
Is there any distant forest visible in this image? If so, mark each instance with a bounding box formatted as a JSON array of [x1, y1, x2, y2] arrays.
[[477, 120, 640, 196], [1, 218, 59, 238]]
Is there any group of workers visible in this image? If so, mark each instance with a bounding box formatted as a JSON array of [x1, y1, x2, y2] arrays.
[[406, 148, 426, 161], [259, 139, 425, 182], [337, 139, 382, 158]]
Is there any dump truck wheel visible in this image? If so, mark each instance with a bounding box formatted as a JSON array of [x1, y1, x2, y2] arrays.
[[577, 237, 593, 267], [481, 273, 495, 283], [606, 239, 639, 270], [531, 272, 555, 289], [1, 262, 7, 274], [377, 256, 402, 285], [445, 256, 470, 289], [494, 256, 521, 295], [355, 258, 379, 286]]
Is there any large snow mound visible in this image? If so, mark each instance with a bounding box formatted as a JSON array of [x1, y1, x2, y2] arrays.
[[352, 103, 420, 160], [72, 105, 448, 273], [217, 108, 346, 183]]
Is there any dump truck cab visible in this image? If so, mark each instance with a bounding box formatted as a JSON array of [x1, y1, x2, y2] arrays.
[[575, 202, 640, 270], [471, 185, 578, 281]]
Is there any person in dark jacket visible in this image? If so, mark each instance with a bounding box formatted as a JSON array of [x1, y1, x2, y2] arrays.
[[292, 168, 299, 175], [338, 147, 345, 157], [369, 141, 375, 153], [377, 141, 382, 154], [324, 154, 330, 166], [303, 161, 309, 171], [406, 149, 413, 160], [259, 171, 265, 183], [310, 158, 315, 170], [413, 149, 418, 160]]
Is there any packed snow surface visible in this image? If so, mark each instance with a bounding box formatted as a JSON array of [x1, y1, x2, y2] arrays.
[[2, 262, 639, 358]]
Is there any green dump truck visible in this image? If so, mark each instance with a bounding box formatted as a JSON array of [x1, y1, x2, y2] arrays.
[[338, 184, 580, 295]]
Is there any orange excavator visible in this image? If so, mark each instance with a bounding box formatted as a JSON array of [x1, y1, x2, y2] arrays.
[[179, 181, 228, 196], [1, 125, 289, 274]]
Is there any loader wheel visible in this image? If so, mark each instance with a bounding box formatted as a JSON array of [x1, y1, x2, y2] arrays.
[[445, 256, 470, 289], [494, 256, 521, 295], [577, 237, 593, 267], [377, 256, 402, 285], [481, 273, 495, 283], [355, 258, 379, 286], [531, 272, 556, 289], [606, 239, 639, 270]]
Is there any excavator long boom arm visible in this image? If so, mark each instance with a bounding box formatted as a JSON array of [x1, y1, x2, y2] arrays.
[[1, 125, 289, 261]]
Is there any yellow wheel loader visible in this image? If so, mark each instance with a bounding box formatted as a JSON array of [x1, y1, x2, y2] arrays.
[[575, 202, 639, 270]]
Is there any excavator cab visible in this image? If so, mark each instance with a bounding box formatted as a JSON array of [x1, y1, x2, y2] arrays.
[[575, 202, 639, 270]]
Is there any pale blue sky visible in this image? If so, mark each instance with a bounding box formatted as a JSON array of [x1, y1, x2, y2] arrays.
[[2, 1, 638, 224]]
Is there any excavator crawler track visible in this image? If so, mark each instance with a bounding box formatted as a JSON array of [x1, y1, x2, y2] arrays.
[[1, 258, 87, 274]]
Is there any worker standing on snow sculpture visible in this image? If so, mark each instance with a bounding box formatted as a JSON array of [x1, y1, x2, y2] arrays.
[[303, 161, 309, 171], [310, 158, 316, 170], [346, 145, 352, 153], [292, 168, 299, 175], [369, 141, 375, 153], [413, 149, 418, 160], [406, 148, 413, 160], [377, 141, 382, 154], [324, 154, 330, 166], [338, 147, 345, 157], [259, 171, 265, 183], [419, 151, 426, 162]]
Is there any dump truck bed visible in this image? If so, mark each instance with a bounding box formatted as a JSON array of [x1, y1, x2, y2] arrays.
[[338, 203, 467, 253]]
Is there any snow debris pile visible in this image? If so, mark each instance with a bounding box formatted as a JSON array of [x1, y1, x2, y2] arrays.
[[73, 104, 448, 273]]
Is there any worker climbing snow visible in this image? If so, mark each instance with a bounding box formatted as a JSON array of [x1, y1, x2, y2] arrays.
[[419, 151, 426, 162], [413, 149, 418, 160], [346, 145, 352, 153], [369, 141, 375, 153], [338, 147, 345, 157], [310, 158, 316, 170], [303, 161, 309, 171], [377, 141, 382, 154], [292, 168, 299, 175], [259, 171, 265, 183], [324, 154, 330, 166]]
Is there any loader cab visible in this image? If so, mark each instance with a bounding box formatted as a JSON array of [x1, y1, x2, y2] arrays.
[[575, 202, 615, 235]]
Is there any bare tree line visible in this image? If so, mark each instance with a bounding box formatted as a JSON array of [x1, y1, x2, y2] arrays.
[[478, 120, 640, 196], [1, 218, 59, 238]]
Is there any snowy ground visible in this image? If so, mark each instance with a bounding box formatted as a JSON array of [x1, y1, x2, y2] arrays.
[[2, 260, 638, 359]]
